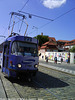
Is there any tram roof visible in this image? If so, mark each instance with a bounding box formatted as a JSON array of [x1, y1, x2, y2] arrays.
[[5, 35, 38, 44]]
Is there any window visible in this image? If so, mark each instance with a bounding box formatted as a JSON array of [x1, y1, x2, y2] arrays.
[[11, 42, 18, 55], [11, 41, 38, 57], [4, 42, 10, 55]]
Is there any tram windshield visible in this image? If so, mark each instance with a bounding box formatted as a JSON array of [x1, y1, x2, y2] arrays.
[[11, 41, 38, 57]]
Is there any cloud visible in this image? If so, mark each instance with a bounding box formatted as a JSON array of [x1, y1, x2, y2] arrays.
[[41, 0, 66, 9]]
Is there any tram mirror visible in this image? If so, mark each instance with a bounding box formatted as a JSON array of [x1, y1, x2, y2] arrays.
[[39, 53, 41, 56]]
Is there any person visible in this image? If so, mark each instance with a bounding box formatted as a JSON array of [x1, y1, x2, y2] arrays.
[[61, 56, 63, 63], [45, 56, 48, 62], [54, 57, 57, 64], [18, 47, 24, 56]]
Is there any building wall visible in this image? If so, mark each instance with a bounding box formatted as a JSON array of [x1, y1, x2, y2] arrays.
[[39, 49, 45, 60], [70, 53, 75, 64], [39, 51, 75, 64], [45, 52, 69, 62], [64, 45, 75, 49]]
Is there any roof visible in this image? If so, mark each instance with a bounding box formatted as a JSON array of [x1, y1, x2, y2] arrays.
[[64, 42, 75, 46], [48, 37, 56, 42], [48, 42, 57, 45], [43, 41, 49, 45], [64, 39, 75, 46], [43, 41, 57, 46], [40, 45, 58, 50], [57, 40, 69, 42], [40, 46, 47, 49]]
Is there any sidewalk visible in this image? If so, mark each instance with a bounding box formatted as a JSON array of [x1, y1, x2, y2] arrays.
[[39, 59, 75, 66], [0, 73, 6, 98], [39, 60, 75, 75]]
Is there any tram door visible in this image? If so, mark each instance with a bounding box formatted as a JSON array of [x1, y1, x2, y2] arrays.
[[3, 43, 9, 74]]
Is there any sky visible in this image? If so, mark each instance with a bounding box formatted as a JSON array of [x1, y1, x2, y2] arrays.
[[0, 0, 75, 44]]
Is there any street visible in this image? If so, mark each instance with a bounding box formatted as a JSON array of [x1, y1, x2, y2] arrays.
[[0, 62, 75, 100], [39, 60, 75, 75]]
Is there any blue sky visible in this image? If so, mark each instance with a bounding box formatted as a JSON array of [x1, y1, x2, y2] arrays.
[[0, 0, 75, 44]]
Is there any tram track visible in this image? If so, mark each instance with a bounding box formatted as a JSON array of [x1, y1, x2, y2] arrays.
[[32, 79, 62, 100], [0, 70, 24, 98], [39, 64, 75, 76], [11, 77, 62, 100], [0, 68, 71, 100], [11, 82, 24, 99], [0, 66, 75, 100], [39, 66, 75, 85]]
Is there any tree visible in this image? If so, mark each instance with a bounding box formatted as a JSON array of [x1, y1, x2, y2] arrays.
[[70, 46, 75, 53], [34, 35, 49, 47]]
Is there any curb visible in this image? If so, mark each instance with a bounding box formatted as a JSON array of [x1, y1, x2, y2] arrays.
[[39, 63, 75, 75]]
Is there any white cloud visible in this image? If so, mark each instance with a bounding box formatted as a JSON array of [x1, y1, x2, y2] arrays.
[[41, 0, 66, 9]]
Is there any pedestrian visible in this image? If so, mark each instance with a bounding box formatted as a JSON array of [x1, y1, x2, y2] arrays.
[[45, 56, 48, 62], [54, 57, 57, 64], [61, 56, 63, 63]]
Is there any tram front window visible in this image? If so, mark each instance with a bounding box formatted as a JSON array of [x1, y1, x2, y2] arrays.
[[11, 41, 38, 57]]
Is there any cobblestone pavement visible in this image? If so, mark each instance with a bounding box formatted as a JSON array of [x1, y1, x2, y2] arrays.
[[0, 66, 75, 100], [38, 66, 75, 100], [0, 76, 6, 98]]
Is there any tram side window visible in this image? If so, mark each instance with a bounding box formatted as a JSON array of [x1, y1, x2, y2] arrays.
[[4, 45, 9, 55], [11, 42, 17, 55]]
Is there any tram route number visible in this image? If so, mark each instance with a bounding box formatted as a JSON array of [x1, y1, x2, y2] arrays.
[[24, 37, 32, 42]]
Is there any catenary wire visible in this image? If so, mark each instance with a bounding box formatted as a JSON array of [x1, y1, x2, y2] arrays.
[[37, 7, 75, 29], [19, 11, 54, 21], [28, 7, 75, 34], [20, 0, 30, 11]]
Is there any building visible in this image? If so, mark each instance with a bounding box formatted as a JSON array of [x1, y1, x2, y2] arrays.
[[39, 37, 58, 60], [57, 40, 69, 52], [39, 36, 75, 55], [64, 39, 75, 50], [40, 37, 58, 52]]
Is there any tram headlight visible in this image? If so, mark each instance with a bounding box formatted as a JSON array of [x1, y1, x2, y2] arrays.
[[34, 64, 38, 68], [18, 64, 21, 68]]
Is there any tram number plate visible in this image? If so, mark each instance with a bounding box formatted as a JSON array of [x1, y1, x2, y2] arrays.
[[28, 65, 32, 67], [25, 65, 32, 67]]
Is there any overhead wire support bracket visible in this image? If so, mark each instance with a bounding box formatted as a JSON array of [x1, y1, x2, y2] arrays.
[[10, 12, 26, 19], [19, 11, 54, 21], [19, 17, 24, 33], [8, 12, 28, 36], [24, 19, 28, 36]]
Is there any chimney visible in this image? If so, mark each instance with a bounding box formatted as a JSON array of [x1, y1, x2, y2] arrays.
[[41, 32, 43, 36]]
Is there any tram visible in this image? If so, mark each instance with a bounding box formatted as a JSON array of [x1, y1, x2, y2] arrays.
[[1, 33, 39, 78]]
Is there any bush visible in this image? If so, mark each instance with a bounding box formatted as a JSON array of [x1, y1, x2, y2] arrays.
[[70, 46, 75, 53]]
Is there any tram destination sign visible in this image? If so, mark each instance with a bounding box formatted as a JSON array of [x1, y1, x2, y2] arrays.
[[24, 37, 32, 42]]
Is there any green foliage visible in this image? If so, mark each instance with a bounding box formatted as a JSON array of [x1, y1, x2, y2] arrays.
[[70, 46, 75, 53], [34, 35, 49, 47]]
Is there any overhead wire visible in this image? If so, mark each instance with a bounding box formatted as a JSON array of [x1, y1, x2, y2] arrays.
[[39, 7, 75, 29], [2, 2, 75, 37], [20, 0, 30, 11], [0, 0, 30, 38], [28, 7, 75, 35], [19, 11, 54, 21], [17, 0, 30, 35], [8, 0, 29, 35], [37, 8, 74, 31]]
